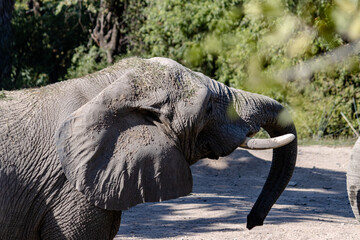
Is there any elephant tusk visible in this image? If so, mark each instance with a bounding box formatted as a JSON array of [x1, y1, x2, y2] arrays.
[[239, 133, 296, 150]]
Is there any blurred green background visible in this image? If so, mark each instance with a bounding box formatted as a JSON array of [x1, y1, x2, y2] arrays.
[[2, 0, 360, 142]]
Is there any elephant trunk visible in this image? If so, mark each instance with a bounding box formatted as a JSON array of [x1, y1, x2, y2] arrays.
[[347, 137, 360, 223], [234, 90, 298, 230]]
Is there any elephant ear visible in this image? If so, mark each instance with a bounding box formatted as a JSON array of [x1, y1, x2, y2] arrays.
[[55, 78, 192, 211]]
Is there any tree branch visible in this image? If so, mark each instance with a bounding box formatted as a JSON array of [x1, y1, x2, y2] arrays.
[[278, 40, 360, 82]]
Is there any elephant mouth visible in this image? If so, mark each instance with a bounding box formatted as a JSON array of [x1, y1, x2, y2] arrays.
[[203, 142, 221, 160], [192, 142, 221, 161]]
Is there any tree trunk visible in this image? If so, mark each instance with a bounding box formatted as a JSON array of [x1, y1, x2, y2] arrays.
[[90, 0, 146, 63], [91, 0, 120, 64], [0, 0, 15, 90], [27, 0, 41, 16]]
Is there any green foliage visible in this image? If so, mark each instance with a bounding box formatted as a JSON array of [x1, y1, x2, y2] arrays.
[[9, 0, 92, 89], [141, 0, 245, 84], [7, 0, 360, 139], [65, 45, 109, 79], [294, 62, 360, 138], [119, 0, 147, 55], [139, 0, 360, 138], [9, 0, 146, 87]]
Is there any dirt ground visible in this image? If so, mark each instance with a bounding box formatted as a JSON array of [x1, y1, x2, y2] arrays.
[[115, 146, 360, 240]]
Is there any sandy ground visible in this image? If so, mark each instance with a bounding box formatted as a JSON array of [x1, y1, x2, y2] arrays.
[[115, 146, 360, 240]]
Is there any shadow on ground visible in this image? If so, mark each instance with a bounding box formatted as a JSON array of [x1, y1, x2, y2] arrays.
[[116, 148, 354, 239]]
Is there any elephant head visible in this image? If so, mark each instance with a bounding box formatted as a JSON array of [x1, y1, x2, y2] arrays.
[[55, 57, 297, 229]]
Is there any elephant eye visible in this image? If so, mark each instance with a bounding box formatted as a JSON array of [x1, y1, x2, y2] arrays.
[[206, 101, 212, 115], [143, 110, 161, 124]]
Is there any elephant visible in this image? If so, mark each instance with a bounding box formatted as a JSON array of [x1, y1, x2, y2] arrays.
[[347, 137, 360, 222], [0, 57, 297, 239]]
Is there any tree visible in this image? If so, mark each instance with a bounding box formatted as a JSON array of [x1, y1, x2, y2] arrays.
[[0, 0, 15, 89], [90, 0, 145, 63], [91, 0, 119, 63], [139, 0, 360, 138]]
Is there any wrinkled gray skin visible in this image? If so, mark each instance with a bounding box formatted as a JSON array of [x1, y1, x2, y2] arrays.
[[0, 57, 297, 239], [347, 137, 360, 222]]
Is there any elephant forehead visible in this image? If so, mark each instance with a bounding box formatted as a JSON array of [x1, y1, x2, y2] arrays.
[[127, 65, 201, 101], [148, 57, 182, 68]]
